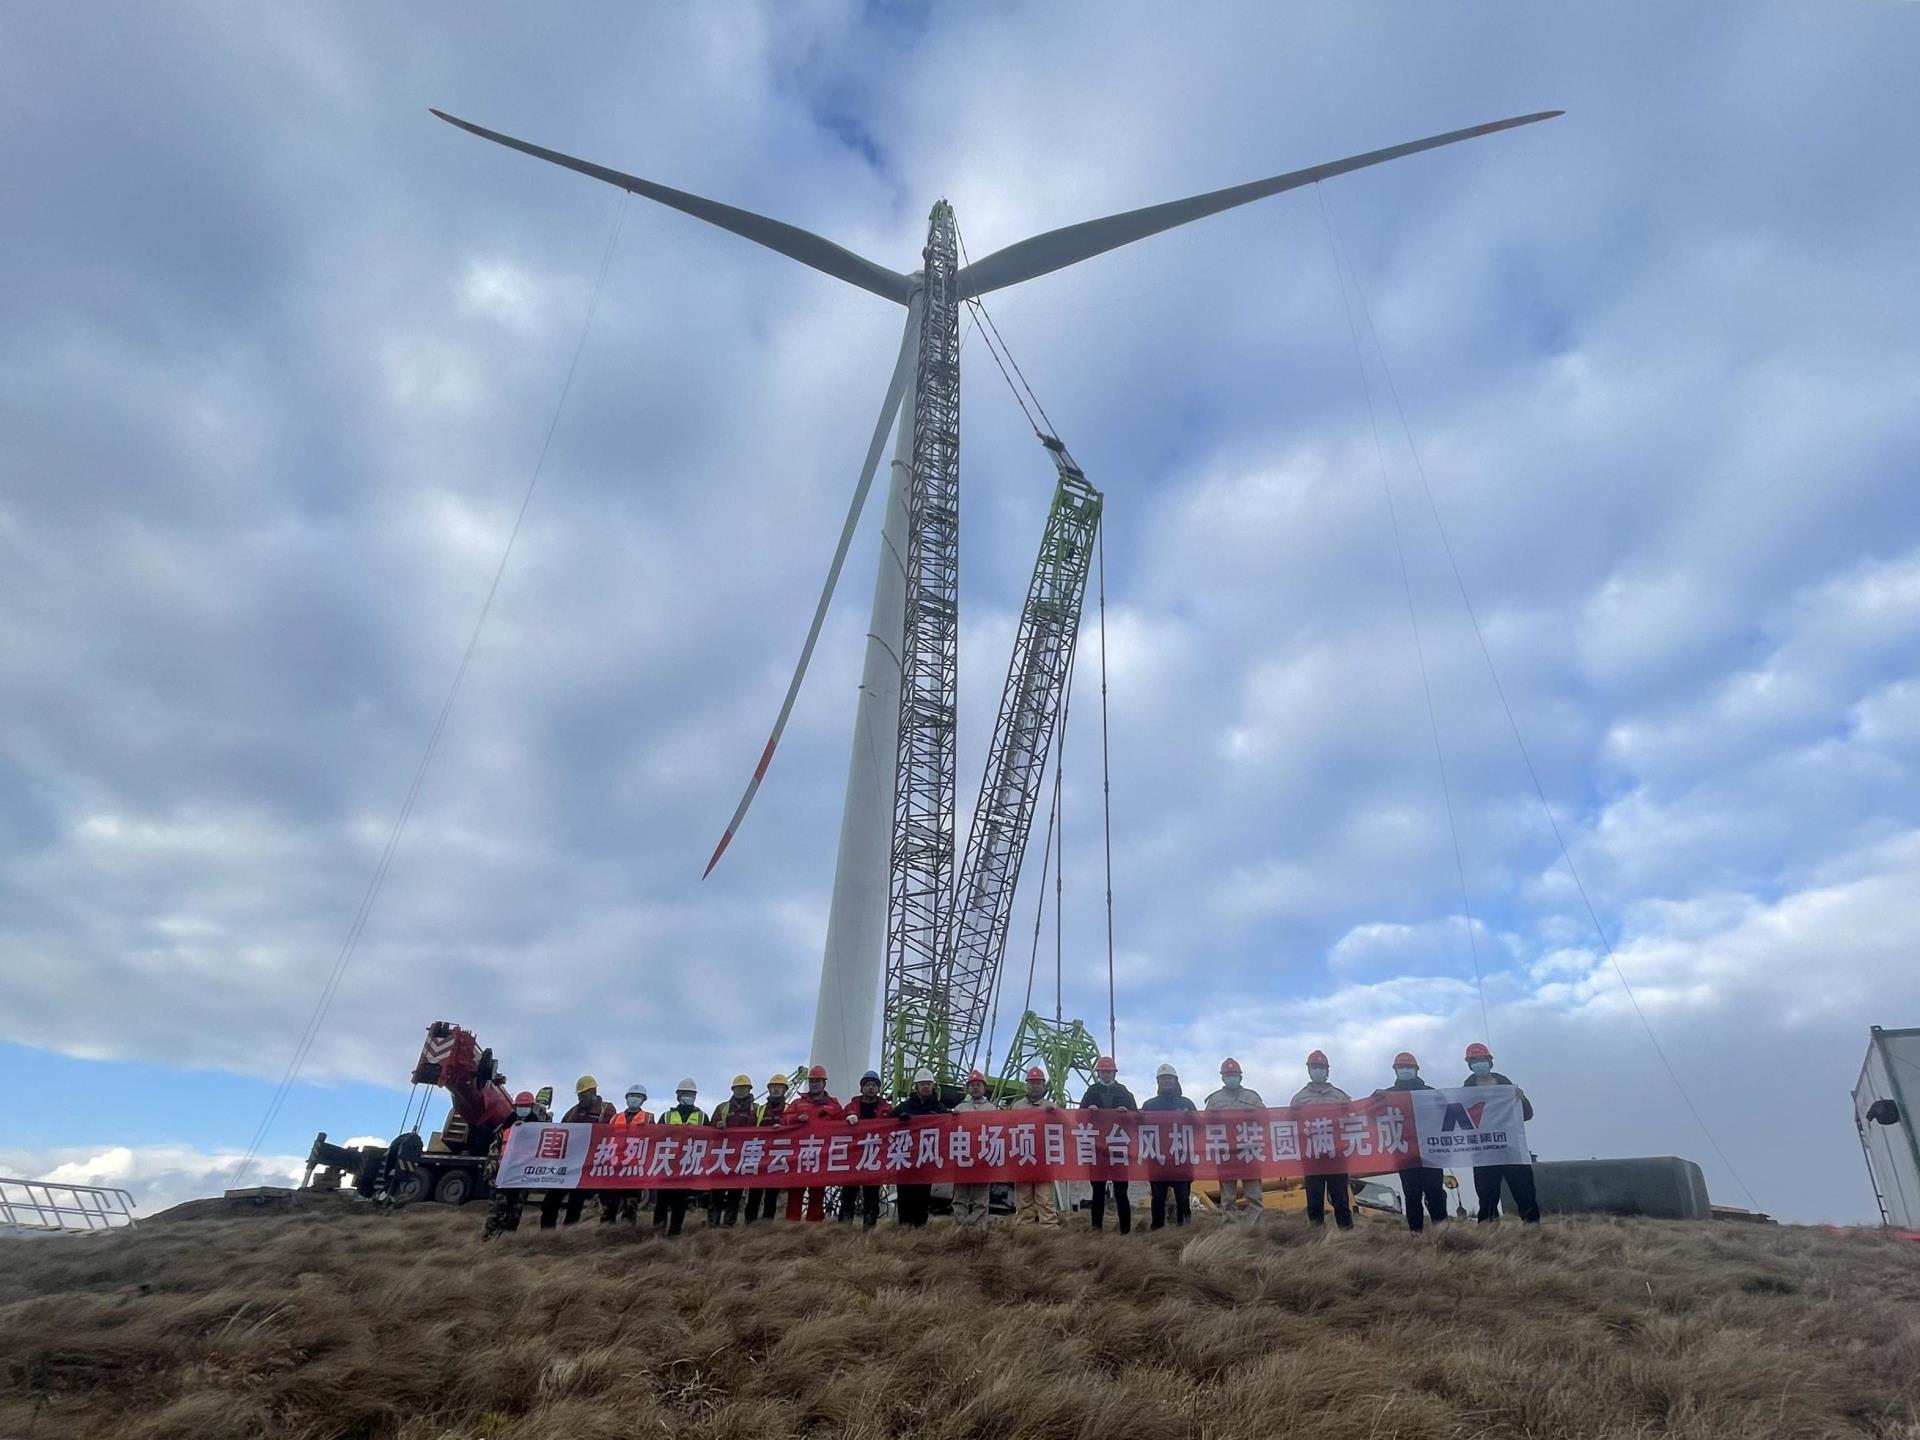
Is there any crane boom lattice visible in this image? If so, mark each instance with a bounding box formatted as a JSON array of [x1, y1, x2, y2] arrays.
[[882, 202, 963, 1094], [948, 452, 1103, 1080]]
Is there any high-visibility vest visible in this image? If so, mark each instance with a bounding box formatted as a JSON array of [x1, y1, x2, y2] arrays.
[[610, 1108, 652, 1127], [661, 1106, 707, 1125]]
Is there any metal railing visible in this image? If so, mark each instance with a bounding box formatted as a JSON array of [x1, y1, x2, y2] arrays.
[[0, 1177, 139, 1233]]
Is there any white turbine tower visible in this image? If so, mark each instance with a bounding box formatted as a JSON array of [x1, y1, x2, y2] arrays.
[[434, 107, 1560, 1090]]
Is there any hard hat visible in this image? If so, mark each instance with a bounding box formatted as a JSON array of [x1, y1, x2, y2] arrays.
[[1095, 1056, 1117, 1073], [1306, 1050, 1329, 1067], [807, 1064, 828, 1081], [575, 1075, 598, 1095], [1393, 1052, 1419, 1069], [1026, 1066, 1047, 1082], [767, 1073, 789, 1088], [913, 1067, 936, 1084], [967, 1069, 987, 1085], [1155, 1063, 1178, 1079], [1464, 1042, 1492, 1062], [626, 1084, 648, 1100], [861, 1070, 881, 1084], [731, 1074, 752, 1089], [1219, 1058, 1242, 1076], [513, 1090, 535, 1106], [676, 1076, 698, 1093]]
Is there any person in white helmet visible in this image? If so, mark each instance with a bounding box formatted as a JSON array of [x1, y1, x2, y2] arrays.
[[653, 1078, 706, 1237], [950, 1070, 998, 1229], [893, 1067, 949, 1227], [599, 1084, 652, 1225], [1203, 1058, 1265, 1220], [1142, 1062, 1196, 1229]]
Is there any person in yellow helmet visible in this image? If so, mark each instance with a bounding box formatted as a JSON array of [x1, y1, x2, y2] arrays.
[[707, 1074, 762, 1227], [745, 1072, 789, 1224], [539, 1075, 613, 1229]]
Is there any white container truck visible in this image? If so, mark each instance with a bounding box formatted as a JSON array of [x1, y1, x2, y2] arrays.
[[1853, 1025, 1920, 1228]]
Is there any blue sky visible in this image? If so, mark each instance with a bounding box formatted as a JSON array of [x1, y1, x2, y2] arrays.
[[3, 4, 1918, 1222]]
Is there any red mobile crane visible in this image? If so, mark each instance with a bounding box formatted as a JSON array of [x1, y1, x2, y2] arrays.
[[302, 1021, 524, 1206]]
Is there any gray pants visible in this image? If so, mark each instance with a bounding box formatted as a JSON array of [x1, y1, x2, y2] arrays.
[[951, 1184, 991, 1227]]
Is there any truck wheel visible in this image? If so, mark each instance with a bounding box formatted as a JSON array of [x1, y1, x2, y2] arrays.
[[387, 1171, 427, 1205], [433, 1169, 475, 1206]]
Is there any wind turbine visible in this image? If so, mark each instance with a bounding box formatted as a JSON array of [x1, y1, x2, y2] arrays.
[[433, 106, 1560, 1091]]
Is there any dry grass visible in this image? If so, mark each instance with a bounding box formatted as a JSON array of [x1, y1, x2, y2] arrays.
[[3, 1201, 1918, 1440]]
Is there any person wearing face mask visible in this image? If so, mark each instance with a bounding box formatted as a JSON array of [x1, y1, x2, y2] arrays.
[[841, 1070, 893, 1229], [1290, 1051, 1354, 1231], [893, 1068, 950, 1227], [653, 1079, 707, 1237], [1007, 1067, 1064, 1227], [745, 1073, 790, 1224], [707, 1075, 763, 1228], [541, 1076, 614, 1229], [481, 1089, 544, 1240], [1374, 1053, 1447, 1232], [600, 1085, 652, 1224], [950, 1070, 998, 1229], [1080, 1057, 1138, 1234], [1461, 1042, 1540, 1223], [1141, 1063, 1196, 1229], [783, 1065, 844, 1222], [1203, 1058, 1265, 1220]]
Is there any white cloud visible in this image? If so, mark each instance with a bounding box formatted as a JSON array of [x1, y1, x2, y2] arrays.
[[0, 3, 1917, 1226], [1, 1145, 306, 1219]]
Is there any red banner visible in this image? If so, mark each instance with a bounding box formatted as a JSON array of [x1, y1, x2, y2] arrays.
[[495, 1090, 1531, 1191]]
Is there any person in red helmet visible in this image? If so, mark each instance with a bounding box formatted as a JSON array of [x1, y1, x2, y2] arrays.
[[1374, 1052, 1447, 1231], [951, 1070, 997, 1228], [1080, 1056, 1138, 1234], [481, 1089, 546, 1240], [1290, 1051, 1354, 1231], [783, 1064, 843, 1222], [1204, 1058, 1265, 1220], [1460, 1042, 1539, 1223], [1007, 1065, 1062, 1227]]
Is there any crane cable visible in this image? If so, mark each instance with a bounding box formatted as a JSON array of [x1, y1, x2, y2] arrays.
[[1314, 185, 1491, 1046], [953, 220, 1120, 1065], [230, 191, 630, 1184], [1097, 525, 1117, 1059], [1314, 186, 1760, 1211]]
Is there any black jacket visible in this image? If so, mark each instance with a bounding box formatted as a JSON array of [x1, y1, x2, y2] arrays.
[[1142, 1089, 1195, 1113], [1080, 1081, 1138, 1110], [1463, 1070, 1534, 1121], [895, 1090, 948, 1119], [1374, 1075, 1433, 1097]]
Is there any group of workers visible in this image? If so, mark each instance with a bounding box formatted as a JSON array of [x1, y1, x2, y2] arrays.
[[480, 1042, 1536, 1241]]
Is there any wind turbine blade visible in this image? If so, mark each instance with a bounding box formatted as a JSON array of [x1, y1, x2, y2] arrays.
[[703, 295, 924, 877], [431, 109, 914, 306], [957, 110, 1562, 299]]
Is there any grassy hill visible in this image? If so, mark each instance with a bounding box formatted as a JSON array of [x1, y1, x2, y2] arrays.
[[4, 1196, 1918, 1439]]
